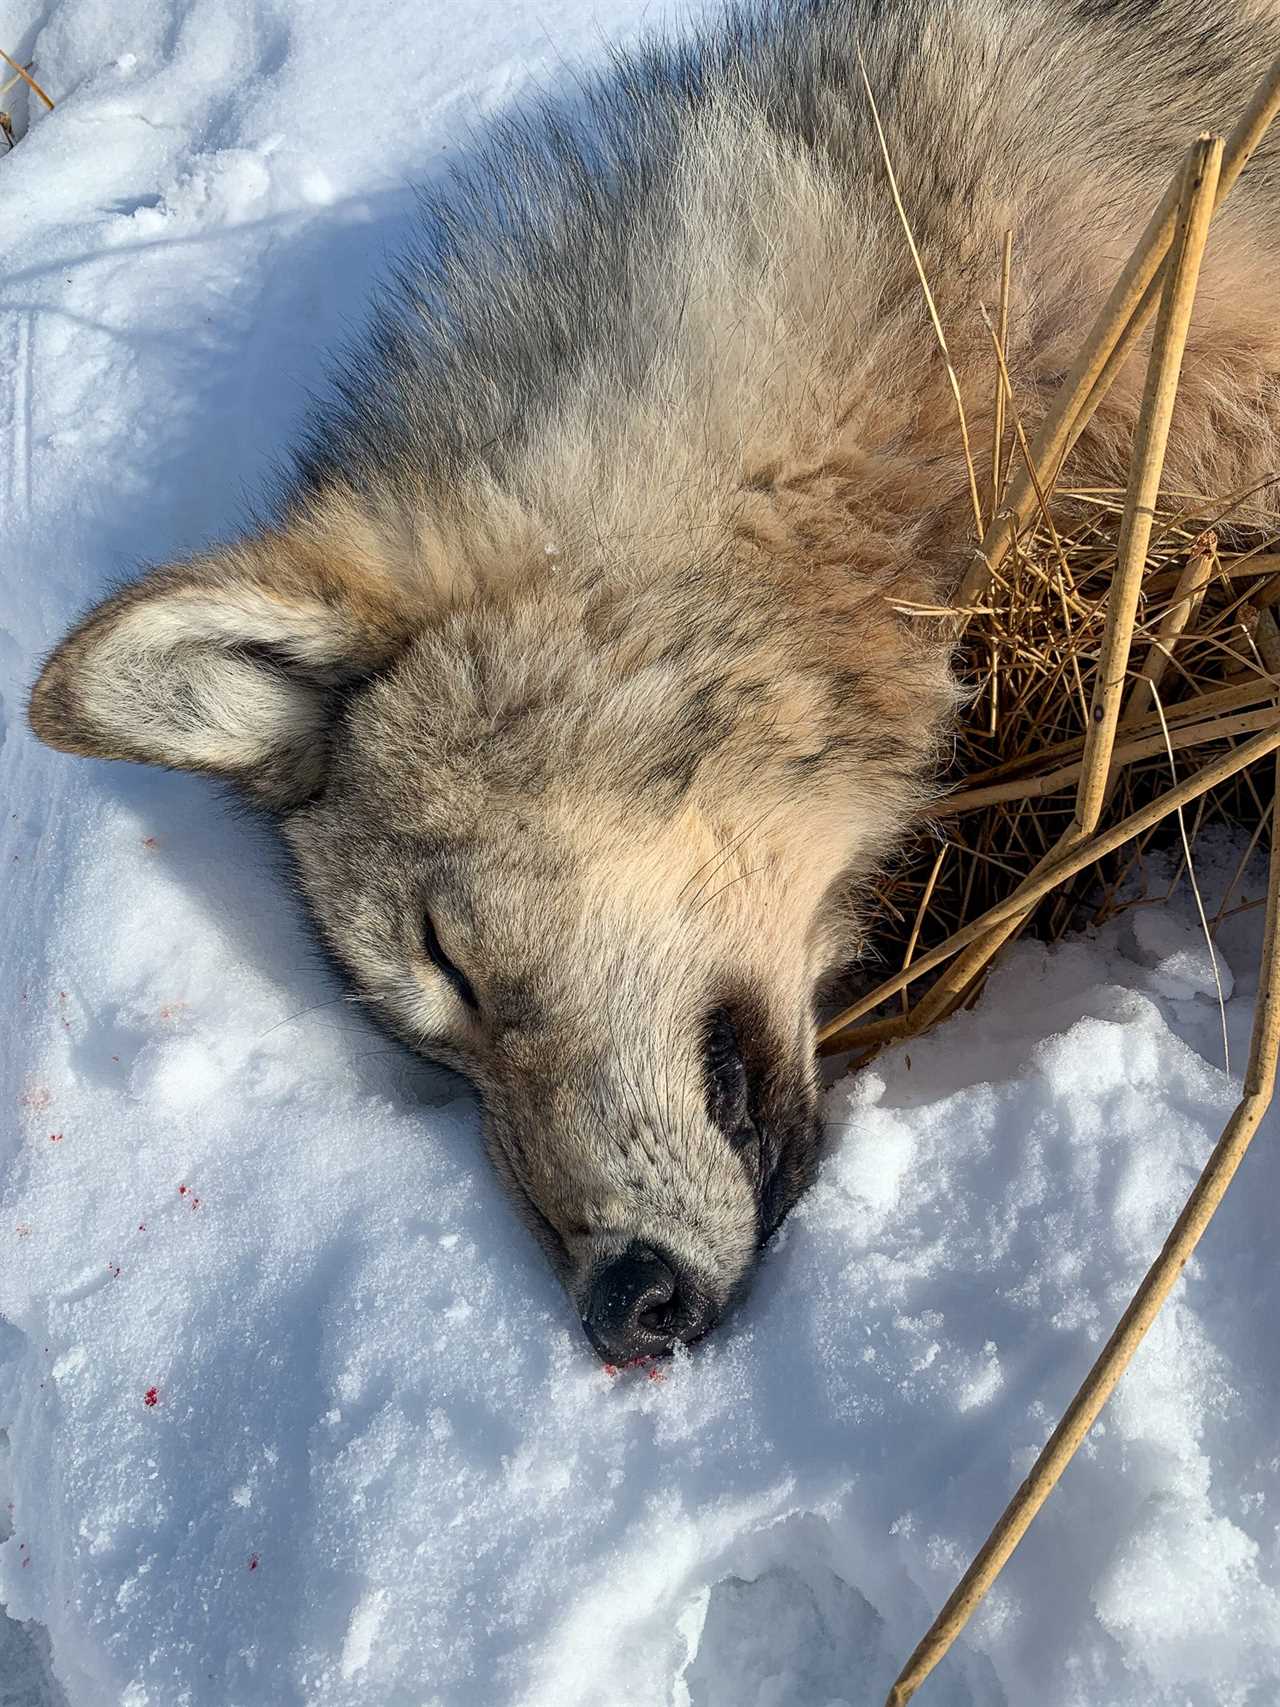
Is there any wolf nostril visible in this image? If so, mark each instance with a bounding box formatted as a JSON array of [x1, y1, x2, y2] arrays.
[[638, 1301, 673, 1335], [582, 1244, 713, 1363]]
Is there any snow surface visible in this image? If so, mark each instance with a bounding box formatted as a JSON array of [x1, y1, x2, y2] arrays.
[[3, 4, 1280, 1704]]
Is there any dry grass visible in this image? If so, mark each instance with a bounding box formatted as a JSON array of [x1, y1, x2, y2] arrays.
[[835, 485, 1280, 1050], [0, 44, 54, 151], [820, 108, 1280, 1066], [874, 53, 1280, 1707]]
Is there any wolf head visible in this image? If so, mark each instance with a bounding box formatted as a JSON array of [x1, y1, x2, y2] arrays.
[[29, 482, 951, 1359]]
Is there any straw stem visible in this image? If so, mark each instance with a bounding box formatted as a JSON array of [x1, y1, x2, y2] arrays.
[[883, 750, 1280, 1704]]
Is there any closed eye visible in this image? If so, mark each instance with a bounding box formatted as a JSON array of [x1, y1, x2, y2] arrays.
[[422, 912, 479, 1012], [703, 1006, 758, 1153]]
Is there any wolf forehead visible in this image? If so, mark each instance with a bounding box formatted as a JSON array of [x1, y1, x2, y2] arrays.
[[317, 562, 929, 819], [290, 635, 795, 978]]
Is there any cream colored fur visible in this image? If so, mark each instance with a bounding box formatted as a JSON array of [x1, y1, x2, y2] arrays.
[[27, 0, 1280, 1339]]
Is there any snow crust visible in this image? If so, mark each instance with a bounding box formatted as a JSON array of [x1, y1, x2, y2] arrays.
[[3, 4, 1279, 1702]]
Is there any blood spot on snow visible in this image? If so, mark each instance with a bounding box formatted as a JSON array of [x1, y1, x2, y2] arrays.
[[48, 1132, 62, 1143], [603, 1354, 666, 1381], [107, 1263, 121, 1279], [138, 1223, 146, 1232], [143, 1387, 159, 1407], [142, 836, 160, 849], [19, 1085, 51, 1111], [248, 1554, 260, 1571], [178, 1184, 187, 1195], [14, 1225, 31, 1238]]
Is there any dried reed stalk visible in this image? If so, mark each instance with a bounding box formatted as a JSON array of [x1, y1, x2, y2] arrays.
[[823, 132, 1228, 1051], [856, 54, 1280, 1703], [884, 747, 1280, 1706], [951, 677, 1279, 791], [0, 47, 53, 110], [857, 44, 985, 540], [958, 48, 1280, 612], [818, 718, 1280, 1047], [1118, 537, 1217, 733], [913, 134, 1223, 1030], [934, 703, 1279, 815], [988, 230, 1013, 528]]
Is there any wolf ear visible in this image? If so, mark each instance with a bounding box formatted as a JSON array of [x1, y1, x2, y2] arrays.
[[29, 505, 425, 809]]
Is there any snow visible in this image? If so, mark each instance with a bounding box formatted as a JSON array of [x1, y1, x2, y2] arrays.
[[3, 3, 1280, 1704]]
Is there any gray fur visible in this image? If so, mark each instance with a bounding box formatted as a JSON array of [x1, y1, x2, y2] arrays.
[[28, 0, 1280, 1350]]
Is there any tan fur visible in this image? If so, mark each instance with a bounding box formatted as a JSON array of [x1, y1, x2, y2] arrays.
[[26, 0, 1280, 1348]]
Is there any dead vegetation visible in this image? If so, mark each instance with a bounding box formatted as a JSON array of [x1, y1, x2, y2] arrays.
[[839, 481, 1280, 1061], [823, 93, 1280, 1070], [876, 52, 1280, 1707], [0, 44, 54, 151]]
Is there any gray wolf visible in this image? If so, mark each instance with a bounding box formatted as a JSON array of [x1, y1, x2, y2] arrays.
[[28, 0, 1280, 1361]]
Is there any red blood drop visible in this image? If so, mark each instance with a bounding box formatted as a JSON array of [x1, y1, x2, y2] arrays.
[[248, 1554, 259, 1571], [178, 1185, 187, 1196], [143, 1387, 159, 1407], [48, 1133, 62, 1143]]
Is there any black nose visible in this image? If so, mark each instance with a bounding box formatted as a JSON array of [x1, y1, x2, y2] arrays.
[[582, 1244, 713, 1363]]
